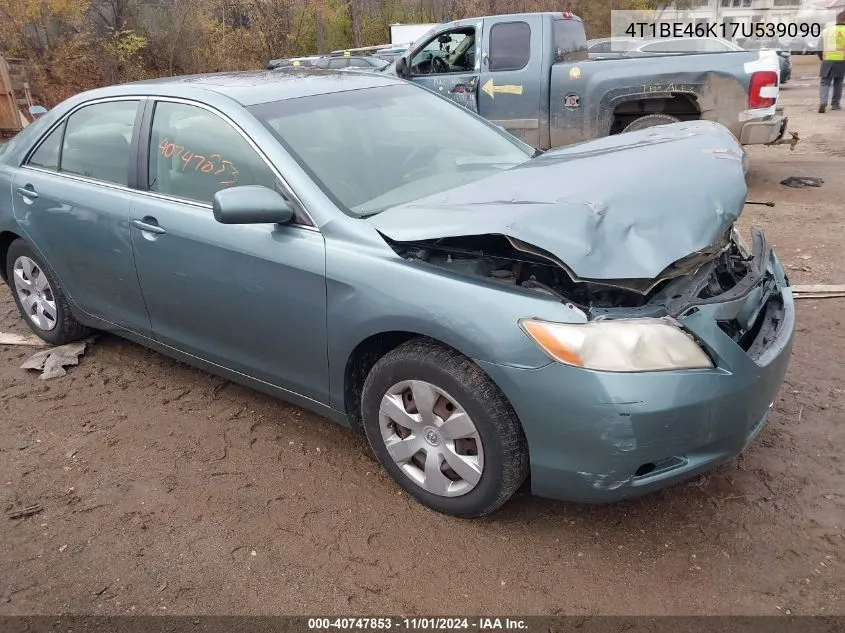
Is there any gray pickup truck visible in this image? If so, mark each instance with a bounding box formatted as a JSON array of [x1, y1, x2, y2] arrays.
[[385, 12, 790, 150]]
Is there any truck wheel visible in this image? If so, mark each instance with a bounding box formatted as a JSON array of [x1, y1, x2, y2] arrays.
[[360, 338, 529, 518], [622, 113, 681, 133]]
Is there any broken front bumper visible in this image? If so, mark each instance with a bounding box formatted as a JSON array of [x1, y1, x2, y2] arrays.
[[476, 234, 795, 503], [739, 109, 788, 145]]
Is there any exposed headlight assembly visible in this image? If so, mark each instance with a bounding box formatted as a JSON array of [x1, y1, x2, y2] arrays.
[[731, 226, 750, 257], [520, 317, 713, 372]]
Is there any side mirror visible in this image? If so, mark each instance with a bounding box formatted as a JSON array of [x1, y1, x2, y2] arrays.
[[395, 56, 409, 78], [212, 185, 294, 225]]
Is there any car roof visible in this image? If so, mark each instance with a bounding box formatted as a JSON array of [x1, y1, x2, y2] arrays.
[[80, 69, 405, 107], [588, 37, 637, 43]]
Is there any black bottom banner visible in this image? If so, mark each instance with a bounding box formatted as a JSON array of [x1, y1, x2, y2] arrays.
[[0, 616, 842, 633]]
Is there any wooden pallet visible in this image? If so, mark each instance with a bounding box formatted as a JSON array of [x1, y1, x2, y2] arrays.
[[792, 284, 845, 299], [0, 55, 31, 135]]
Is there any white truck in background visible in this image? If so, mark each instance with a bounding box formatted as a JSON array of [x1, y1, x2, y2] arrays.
[[389, 23, 438, 46]]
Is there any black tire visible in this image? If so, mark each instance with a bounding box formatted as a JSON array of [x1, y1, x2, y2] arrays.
[[622, 113, 682, 133], [361, 338, 529, 518], [5, 239, 89, 346]]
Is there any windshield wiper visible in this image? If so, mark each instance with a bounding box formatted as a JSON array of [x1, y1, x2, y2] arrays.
[[453, 156, 524, 169], [357, 208, 388, 218]]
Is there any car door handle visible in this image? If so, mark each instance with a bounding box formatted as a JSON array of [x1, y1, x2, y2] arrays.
[[16, 186, 38, 199], [132, 219, 166, 234]]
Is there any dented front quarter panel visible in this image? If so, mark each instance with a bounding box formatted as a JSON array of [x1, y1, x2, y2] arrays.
[[321, 217, 591, 415], [369, 120, 747, 283]]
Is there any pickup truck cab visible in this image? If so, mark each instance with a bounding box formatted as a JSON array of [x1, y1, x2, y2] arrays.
[[388, 12, 788, 150]]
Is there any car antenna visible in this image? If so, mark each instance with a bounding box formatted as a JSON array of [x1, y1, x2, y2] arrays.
[[745, 200, 775, 207]]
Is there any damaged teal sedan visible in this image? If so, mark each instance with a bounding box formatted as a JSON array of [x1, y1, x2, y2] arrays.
[[0, 69, 794, 517]]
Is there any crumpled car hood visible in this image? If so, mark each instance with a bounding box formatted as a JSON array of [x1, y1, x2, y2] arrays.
[[368, 120, 748, 283]]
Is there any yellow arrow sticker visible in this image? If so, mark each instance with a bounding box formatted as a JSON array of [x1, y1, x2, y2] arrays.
[[481, 78, 524, 99]]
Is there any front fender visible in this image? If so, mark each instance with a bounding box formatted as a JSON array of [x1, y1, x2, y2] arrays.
[[324, 237, 585, 412]]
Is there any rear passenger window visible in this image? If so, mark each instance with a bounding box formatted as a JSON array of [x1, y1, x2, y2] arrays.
[[328, 58, 348, 69], [28, 124, 64, 170], [60, 100, 139, 186], [554, 19, 588, 62], [147, 101, 277, 205], [489, 22, 531, 71]]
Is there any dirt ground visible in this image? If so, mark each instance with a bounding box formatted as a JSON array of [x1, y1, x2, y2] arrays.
[[0, 56, 843, 616]]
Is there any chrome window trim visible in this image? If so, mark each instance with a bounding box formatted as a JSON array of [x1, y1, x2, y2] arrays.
[[21, 95, 143, 172], [22, 164, 137, 195], [145, 96, 319, 230], [21, 165, 318, 233]]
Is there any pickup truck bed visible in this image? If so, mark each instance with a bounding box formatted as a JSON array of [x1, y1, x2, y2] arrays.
[[549, 50, 786, 147]]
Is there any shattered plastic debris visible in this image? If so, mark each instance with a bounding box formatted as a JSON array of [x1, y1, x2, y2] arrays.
[[0, 332, 47, 346], [21, 337, 95, 380], [780, 176, 823, 188]]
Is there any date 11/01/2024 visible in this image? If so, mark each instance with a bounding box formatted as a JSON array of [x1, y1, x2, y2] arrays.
[[624, 21, 821, 39], [308, 618, 527, 630], [158, 137, 240, 186]]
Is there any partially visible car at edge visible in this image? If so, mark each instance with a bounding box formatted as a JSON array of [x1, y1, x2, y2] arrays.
[[588, 35, 790, 82], [267, 55, 321, 70], [737, 37, 792, 84], [777, 35, 818, 55], [586, 36, 639, 58], [313, 54, 389, 70], [0, 70, 795, 517]]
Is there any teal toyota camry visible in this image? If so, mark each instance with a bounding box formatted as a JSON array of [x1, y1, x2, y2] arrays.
[[0, 70, 794, 517]]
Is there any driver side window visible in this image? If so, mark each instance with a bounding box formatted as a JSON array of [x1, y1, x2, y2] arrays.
[[410, 27, 476, 75]]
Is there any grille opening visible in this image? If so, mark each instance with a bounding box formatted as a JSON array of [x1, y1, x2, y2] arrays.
[[634, 463, 656, 477], [632, 456, 688, 480], [737, 307, 767, 350], [717, 295, 778, 352]]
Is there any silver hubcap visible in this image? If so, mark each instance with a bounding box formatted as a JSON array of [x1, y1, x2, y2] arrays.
[[12, 256, 57, 331], [379, 380, 484, 497]]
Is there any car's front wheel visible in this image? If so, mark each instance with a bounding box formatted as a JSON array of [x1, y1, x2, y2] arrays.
[[361, 338, 529, 517], [5, 239, 89, 346]]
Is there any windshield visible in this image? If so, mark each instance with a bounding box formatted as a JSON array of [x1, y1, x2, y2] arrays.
[[248, 84, 534, 217]]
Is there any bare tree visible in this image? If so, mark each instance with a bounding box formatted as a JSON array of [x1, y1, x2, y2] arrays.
[[89, 0, 136, 31], [314, 0, 324, 53], [347, 0, 362, 47]]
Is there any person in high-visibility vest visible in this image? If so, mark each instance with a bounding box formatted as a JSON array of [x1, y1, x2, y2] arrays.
[[817, 11, 845, 113]]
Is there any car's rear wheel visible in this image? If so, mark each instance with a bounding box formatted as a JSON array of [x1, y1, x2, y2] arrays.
[[6, 239, 88, 346], [622, 113, 682, 133], [361, 338, 529, 517]]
